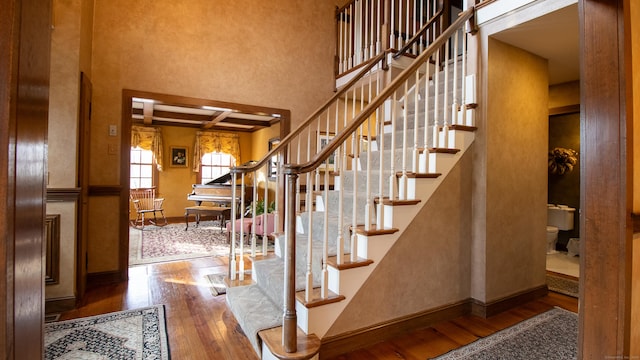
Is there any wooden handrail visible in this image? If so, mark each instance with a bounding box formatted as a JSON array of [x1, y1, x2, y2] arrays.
[[392, 0, 446, 59], [286, 6, 475, 175], [229, 51, 388, 175]]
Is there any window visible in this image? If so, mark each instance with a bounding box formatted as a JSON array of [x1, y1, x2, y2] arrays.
[[200, 152, 235, 184], [130, 147, 155, 188]]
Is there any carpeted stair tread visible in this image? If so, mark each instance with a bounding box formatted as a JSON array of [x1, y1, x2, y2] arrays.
[[225, 284, 282, 356]]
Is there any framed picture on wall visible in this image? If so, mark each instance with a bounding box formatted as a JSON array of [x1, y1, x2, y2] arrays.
[[317, 132, 335, 171], [170, 146, 188, 167]]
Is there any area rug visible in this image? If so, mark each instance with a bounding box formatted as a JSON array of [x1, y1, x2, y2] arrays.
[[129, 222, 231, 266], [204, 273, 227, 296], [547, 271, 579, 298], [45, 305, 170, 360], [432, 307, 577, 360]]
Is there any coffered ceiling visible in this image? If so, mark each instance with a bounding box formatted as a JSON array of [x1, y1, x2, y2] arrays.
[[131, 97, 282, 132]]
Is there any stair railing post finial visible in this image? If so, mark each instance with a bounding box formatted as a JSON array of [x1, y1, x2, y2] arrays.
[[283, 169, 298, 353]]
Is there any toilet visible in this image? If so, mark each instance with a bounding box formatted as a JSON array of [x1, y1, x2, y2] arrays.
[[546, 226, 559, 254], [546, 204, 575, 254]]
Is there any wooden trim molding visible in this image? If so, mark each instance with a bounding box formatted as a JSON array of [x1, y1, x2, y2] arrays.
[[549, 104, 580, 116], [46, 187, 81, 202], [88, 185, 122, 196], [471, 285, 548, 318], [86, 270, 124, 287], [44, 214, 61, 285], [45, 296, 76, 314], [319, 300, 471, 359]]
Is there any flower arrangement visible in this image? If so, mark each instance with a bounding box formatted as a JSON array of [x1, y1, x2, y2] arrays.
[[548, 147, 578, 175]]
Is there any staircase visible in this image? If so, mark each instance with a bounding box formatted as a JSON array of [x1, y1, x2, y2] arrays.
[[225, 5, 477, 359]]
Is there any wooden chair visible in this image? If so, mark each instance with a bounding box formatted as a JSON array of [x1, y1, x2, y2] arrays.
[[130, 187, 167, 229]]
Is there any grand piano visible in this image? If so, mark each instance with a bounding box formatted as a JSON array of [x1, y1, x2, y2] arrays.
[[187, 172, 253, 209]]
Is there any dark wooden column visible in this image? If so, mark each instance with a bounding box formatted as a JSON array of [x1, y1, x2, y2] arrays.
[[1, 0, 51, 358], [579, 0, 632, 357]]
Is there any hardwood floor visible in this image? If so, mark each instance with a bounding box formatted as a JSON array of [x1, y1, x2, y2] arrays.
[[60, 256, 259, 360], [58, 257, 578, 360], [327, 292, 578, 360]]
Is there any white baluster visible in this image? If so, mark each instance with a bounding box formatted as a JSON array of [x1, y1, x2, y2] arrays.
[[420, 57, 431, 173], [451, 28, 459, 127], [230, 173, 237, 280], [389, 91, 397, 204], [263, 175, 269, 255], [239, 176, 245, 281], [442, 38, 450, 149], [412, 69, 420, 175], [251, 176, 257, 258], [399, 82, 408, 200], [432, 48, 440, 149]]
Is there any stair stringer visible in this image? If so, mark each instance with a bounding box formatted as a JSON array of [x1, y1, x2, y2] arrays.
[[295, 129, 475, 338]]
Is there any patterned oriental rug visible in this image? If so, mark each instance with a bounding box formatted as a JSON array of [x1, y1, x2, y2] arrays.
[[45, 305, 170, 360], [432, 307, 577, 360], [129, 222, 231, 266]]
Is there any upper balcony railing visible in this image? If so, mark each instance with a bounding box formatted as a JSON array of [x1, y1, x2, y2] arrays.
[[335, 0, 448, 77]]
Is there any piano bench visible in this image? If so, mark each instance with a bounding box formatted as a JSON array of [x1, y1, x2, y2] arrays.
[[184, 206, 231, 231]]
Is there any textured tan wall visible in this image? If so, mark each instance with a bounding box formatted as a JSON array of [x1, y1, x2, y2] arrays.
[[475, 38, 548, 302], [549, 81, 579, 109], [48, 0, 81, 188], [46, 0, 91, 300], [326, 149, 473, 336], [87, 0, 339, 272]]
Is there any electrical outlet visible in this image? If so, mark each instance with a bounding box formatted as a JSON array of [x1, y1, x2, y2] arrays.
[[108, 144, 117, 155], [109, 124, 117, 136]]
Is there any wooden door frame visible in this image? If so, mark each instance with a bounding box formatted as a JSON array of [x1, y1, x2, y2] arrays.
[[579, 0, 633, 357], [77, 73, 92, 302], [118, 90, 291, 280], [0, 0, 51, 358]]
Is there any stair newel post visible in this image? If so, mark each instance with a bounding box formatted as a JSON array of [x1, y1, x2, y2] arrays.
[[230, 172, 238, 281], [283, 170, 298, 354], [239, 173, 246, 281], [432, 48, 440, 148], [251, 172, 258, 258]]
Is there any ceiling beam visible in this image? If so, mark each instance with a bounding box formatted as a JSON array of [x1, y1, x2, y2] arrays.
[[203, 110, 232, 129], [143, 102, 153, 125]]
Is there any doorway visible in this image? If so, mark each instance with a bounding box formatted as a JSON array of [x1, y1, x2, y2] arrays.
[[120, 90, 290, 273]]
